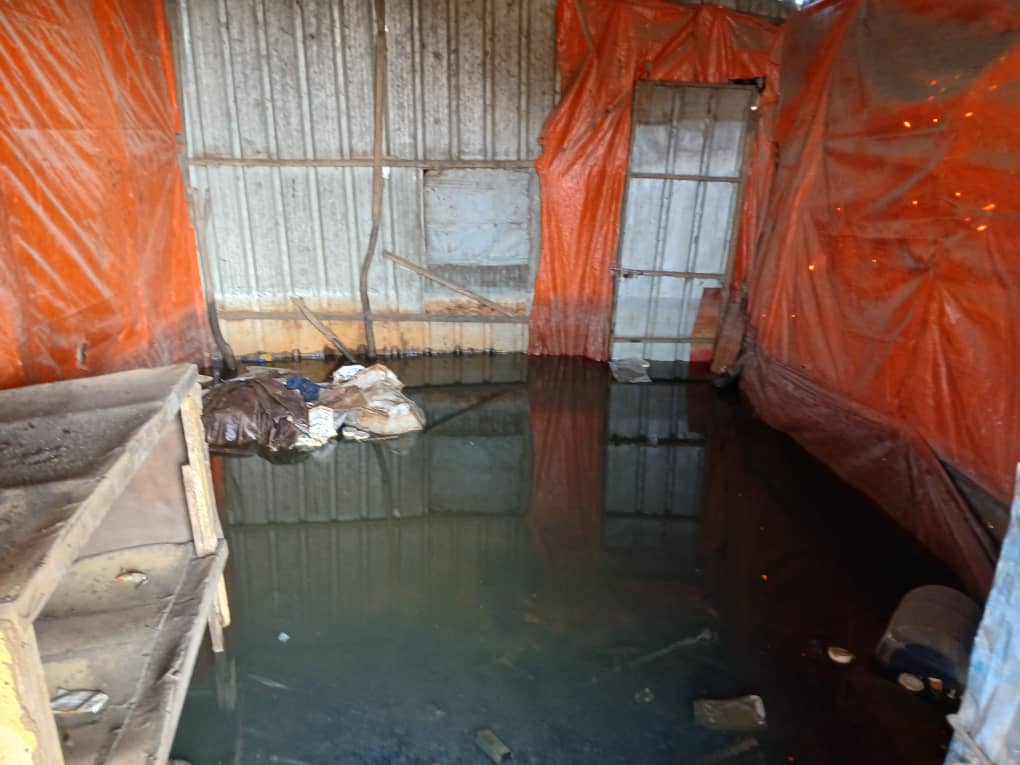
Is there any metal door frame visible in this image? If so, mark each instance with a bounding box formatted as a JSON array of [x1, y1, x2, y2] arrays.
[[608, 81, 760, 358]]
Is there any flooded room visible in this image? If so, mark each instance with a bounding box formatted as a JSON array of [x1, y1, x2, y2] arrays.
[[0, 1, 1017, 764]]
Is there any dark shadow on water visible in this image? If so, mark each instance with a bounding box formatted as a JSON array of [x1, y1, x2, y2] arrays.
[[174, 355, 956, 765]]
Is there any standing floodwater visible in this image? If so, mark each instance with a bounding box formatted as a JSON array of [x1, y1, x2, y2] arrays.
[[174, 355, 955, 765]]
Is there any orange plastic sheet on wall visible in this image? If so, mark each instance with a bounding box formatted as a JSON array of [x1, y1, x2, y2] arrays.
[[744, 0, 1020, 594], [0, 0, 207, 389], [528, 0, 782, 360]]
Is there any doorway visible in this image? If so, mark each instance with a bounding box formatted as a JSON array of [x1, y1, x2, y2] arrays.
[[611, 82, 757, 368]]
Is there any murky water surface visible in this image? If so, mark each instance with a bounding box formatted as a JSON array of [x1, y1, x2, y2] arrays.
[[174, 356, 954, 765]]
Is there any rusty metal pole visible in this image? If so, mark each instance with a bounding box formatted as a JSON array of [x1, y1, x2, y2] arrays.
[[359, 0, 387, 359]]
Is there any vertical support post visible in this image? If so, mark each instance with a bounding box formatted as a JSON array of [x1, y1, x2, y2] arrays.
[[359, 0, 387, 358], [178, 384, 230, 652], [0, 616, 63, 765], [179, 386, 220, 554]]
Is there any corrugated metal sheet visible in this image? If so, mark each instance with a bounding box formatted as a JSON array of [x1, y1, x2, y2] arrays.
[[948, 466, 1020, 764], [170, 0, 558, 355], [612, 83, 755, 363]]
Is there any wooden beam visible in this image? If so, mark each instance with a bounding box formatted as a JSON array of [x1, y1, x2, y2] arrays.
[[291, 298, 357, 363], [218, 309, 528, 324], [383, 251, 516, 317], [185, 157, 535, 170], [0, 617, 62, 765]]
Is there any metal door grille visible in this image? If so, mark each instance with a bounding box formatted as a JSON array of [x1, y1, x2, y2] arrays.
[[611, 82, 756, 364]]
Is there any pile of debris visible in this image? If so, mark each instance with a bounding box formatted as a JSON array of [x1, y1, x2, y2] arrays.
[[202, 363, 425, 452]]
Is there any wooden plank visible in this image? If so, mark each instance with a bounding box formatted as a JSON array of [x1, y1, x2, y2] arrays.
[[291, 297, 357, 363], [90, 544, 227, 763], [181, 465, 217, 557], [208, 575, 231, 654], [0, 365, 197, 623], [179, 386, 231, 652], [207, 606, 225, 654], [216, 575, 232, 629], [710, 299, 746, 375], [180, 385, 223, 551], [186, 156, 535, 169], [383, 250, 517, 317], [690, 287, 723, 364], [0, 615, 63, 765]]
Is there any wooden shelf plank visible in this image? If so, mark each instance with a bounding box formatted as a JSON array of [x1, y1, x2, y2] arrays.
[[36, 541, 227, 764], [0, 364, 229, 764], [0, 365, 197, 622]]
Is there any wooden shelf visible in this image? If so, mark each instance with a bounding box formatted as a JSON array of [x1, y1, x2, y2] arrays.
[[0, 365, 229, 765], [38, 542, 227, 764]]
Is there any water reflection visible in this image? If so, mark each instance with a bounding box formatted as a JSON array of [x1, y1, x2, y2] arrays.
[[174, 356, 953, 765]]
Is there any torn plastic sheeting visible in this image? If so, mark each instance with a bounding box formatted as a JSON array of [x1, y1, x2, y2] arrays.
[[203, 365, 426, 452], [202, 378, 309, 452], [741, 349, 994, 596], [746, 0, 1020, 508], [0, 0, 208, 390], [528, 1, 782, 360], [324, 364, 426, 440]]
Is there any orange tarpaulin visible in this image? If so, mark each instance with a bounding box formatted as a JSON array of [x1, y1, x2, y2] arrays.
[[0, 0, 207, 389], [743, 0, 1020, 594], [528, 1, 781, 360], [531, 0, 1018, 593]]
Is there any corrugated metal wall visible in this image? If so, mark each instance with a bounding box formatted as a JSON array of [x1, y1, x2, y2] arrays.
[[170, 0, 557, 356]]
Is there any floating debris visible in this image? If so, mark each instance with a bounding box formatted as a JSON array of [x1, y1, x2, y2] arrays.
[[51, 688, 109, 716], [249, 673, 288, 690], [693, 695, 767, 732], [827, 646, 855, 665], [681, 737, 760, 765], [609, 358, 652, 384], [475, 728, 512, 763], [114, 570, 148, 588], [631, 628, 714, 667], [898, 673, 924, 693], [633, 687, 656, 704]]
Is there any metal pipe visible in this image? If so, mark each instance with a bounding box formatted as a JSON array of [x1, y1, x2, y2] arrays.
[[359, 0, 387, 359], [192, 189, 238, 374]]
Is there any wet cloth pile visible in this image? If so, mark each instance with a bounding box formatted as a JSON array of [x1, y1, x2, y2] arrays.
[[202, 363, 425, 452]]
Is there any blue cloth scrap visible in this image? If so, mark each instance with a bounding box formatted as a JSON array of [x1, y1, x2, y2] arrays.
[[285, 376, 320, 403]]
